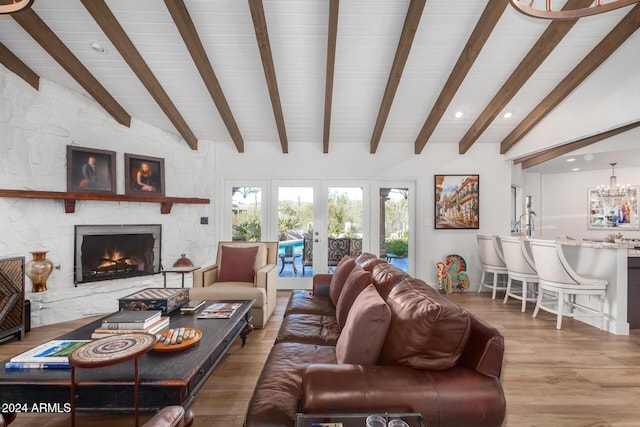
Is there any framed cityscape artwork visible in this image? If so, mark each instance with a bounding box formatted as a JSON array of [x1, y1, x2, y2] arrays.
[[66, 145, 116, 194], [434, 174, 479, 229], [124, 153, 165, 196]]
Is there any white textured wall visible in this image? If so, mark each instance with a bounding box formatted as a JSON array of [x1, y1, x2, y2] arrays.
[[0, 67, 217, 326]]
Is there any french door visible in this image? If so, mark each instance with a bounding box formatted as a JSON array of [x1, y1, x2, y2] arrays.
[[271, 180, 368, 289], [224, 179, 413, 289]]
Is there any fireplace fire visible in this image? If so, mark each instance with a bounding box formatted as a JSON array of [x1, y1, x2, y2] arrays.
[[74, 225, 161, 284]]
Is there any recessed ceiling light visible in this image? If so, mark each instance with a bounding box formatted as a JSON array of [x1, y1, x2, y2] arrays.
[[584, 154, 594, 161], [566, 158, 576, 162], [502, 111, 513, 119], [571, 168, 580, 172], [454, 111, 464, 119], [89, 40, 107, 54]]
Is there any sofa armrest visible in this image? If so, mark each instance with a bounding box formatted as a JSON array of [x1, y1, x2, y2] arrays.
[[193, 264, 219, 288], [312, 274, 333, 296], [142, 406, 194, 427], [301, 364, 427, 414], [458, 314, 505, 378]]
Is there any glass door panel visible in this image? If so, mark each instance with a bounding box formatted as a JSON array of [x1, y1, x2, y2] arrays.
[[231, 186, 263, 242], [326, 187, 364, 272], [277, 186, 314, 279], [380, 187, 409, 273]]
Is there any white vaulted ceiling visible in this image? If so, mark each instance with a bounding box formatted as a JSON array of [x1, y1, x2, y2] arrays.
[[0, 0, 638, 172]]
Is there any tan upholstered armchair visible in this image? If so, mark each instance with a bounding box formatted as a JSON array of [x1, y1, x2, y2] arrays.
[[190, 241, 278, 328]]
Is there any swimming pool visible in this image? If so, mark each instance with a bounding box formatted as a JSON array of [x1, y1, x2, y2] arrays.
[[278, 239, 303, 256]]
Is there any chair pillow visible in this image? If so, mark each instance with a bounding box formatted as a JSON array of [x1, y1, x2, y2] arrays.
[[329, 256, 356, 306], [335, 284, 391, 365], [217, 245, 259, 283], [335, 266, 372, 329]]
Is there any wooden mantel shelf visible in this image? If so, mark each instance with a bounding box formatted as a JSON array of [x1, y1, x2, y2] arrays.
[[0, 189, 210, 214]]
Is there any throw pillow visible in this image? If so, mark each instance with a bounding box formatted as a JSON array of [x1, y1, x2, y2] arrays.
[[335, 284, 391, 365], [217, 245, 259, 282], [329, 256, 356, 306], [379, 277, 471, 370], [335, 265, 372, 329]]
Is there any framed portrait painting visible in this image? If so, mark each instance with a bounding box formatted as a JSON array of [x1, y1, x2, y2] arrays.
[[124, 153, 165, 196], [434, 174, 479, 229], [66, 146, 116, 193]]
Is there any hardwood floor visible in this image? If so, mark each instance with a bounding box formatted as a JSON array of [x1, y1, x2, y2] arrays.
[[2, 290, 639, 426]]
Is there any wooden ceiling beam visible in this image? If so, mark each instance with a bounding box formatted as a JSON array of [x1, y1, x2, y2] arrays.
[[249, 0, 288, 154], [12, 9, 131, 127], [458, 0, 593, 155], [0, 42, 39, 90], [500, 3, 640, 154], [81, 0, 198, 150], [415, 0, 509, 154], [323, 0, 339, 154], [370, 0, 426, 154], [165, 0, 244, 153], [515, 120, 640, 169]]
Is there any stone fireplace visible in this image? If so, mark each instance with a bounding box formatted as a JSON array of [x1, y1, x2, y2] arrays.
[[73, 224, 162, 284]]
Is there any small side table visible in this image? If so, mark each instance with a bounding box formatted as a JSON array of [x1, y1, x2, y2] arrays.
[[279, 254, 301, 274], [161, 266, 199, 288], [68, 333, 156, 427]]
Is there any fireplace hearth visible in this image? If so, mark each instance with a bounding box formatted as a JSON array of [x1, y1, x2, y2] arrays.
[[74, 224, 161, 284]]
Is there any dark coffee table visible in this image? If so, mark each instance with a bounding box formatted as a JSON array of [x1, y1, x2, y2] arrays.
[[0, 299, 254, 418]]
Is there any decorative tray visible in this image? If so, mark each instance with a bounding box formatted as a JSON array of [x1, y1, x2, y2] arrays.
[[153, 327, 202, 352]]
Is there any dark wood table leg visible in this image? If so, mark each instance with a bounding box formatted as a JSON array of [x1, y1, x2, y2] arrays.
[[240, 323, 254, 347], [70, 366, 76, 427]]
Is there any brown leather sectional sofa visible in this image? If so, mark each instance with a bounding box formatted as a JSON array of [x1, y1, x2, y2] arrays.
[[245, 253, 506, 427]]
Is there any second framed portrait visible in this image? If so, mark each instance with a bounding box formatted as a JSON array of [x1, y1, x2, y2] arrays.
[[124, 153, 165, 196]]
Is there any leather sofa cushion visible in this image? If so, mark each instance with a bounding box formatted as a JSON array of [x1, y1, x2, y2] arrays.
[[335, 266, 372, 329], [356, 252, 387, 272], [336, 284, 391, 365], [379, 278, 470, 370], [284, 289, 336, 317], [329, 256, 356, 306], [301, 364, 505, 427], [245, 342, 336, 427], [371, 262, 409, 300], [217, 245, 258, 282], [276, 314, 340, 346]]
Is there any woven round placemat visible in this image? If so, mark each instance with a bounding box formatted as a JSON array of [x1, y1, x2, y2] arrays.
[[69, 333, 156, 367]]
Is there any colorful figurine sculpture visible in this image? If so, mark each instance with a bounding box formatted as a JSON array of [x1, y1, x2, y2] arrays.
[[436, 261, 452, 294], [446, 254, 469, 292], [436, 254, 469, 294]]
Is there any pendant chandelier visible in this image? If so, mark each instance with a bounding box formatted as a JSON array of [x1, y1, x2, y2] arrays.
[[597, 163, 632, 202], [509, 0, 640, 20], [0, 0, 34, 14]]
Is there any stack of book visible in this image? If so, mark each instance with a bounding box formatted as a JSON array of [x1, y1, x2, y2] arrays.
[[5, 340, 89, 370], [92, 310, 170, 339], [197, 302, 242, 319], [180, 299, 206, 314]]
